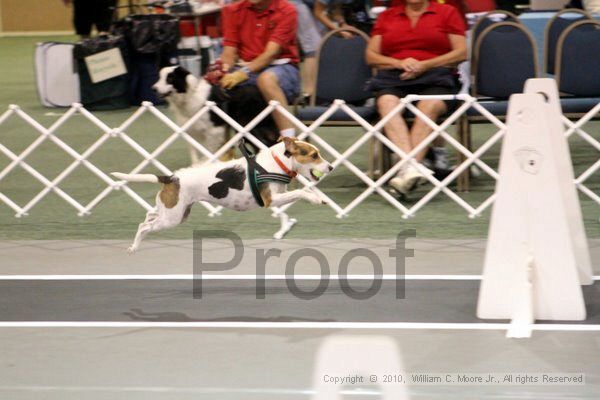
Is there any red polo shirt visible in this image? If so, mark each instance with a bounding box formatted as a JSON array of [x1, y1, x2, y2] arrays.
[[390, 0, 467, 21], [464, 0, 496, 13], [372, 2, 466, 62], [222, 0, 299, 64]]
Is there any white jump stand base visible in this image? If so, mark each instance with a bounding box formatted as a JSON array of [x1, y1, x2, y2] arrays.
[[477, 79, 591, 338]]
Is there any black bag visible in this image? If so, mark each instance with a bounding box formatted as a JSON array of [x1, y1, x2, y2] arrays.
[[116, 14, 179, 55], [73, 34, 130, 111], [367, 67, 458, 92], [113, 14, 180, 105]]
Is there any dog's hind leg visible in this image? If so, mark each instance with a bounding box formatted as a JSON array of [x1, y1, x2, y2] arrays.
[[128, 209, 159, 253], [128, 206, 188, 253]]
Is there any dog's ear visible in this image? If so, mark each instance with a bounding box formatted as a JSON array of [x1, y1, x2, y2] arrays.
[[282, 137, 298, 157], [169, 66, 191, 93]]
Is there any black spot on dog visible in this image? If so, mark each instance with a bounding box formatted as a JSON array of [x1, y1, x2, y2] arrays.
[[166, 66, 190, 93], [208, 167, 246, 199]]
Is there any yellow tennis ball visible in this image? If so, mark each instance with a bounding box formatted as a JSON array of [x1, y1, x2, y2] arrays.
[[312, 169, 324, 178]]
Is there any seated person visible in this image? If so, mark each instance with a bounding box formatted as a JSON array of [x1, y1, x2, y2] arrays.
[[291, 0, 322, 98], [365, 0, 467, 195], [463, 0, 496, 13], [292, 0, 365, 98], [219, 0, 301, 138], [314, 0, 371, 35]]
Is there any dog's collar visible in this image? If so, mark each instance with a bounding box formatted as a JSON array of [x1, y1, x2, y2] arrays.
[[271, 152, 297, 178]]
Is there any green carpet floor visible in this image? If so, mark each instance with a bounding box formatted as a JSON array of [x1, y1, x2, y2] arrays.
[[0, 35, 598, 239]]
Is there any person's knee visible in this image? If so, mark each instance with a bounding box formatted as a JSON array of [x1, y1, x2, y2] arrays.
[[417, 100, 446, 119], [256, 71, 280, 92], [377, 95, 400, 115]]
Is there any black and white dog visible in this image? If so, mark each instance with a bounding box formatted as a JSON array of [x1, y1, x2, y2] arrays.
[[112, 137, 332, 253], [153, 66, 279, 164]]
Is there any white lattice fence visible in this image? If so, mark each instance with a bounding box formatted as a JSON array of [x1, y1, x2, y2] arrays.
[[0, 94, 597, 237]]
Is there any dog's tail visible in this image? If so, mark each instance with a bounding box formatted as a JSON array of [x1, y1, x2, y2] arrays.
[[111, 172, 175, 184]]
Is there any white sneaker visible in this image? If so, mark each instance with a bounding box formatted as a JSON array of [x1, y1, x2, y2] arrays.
[[389, 163, 432, 194]]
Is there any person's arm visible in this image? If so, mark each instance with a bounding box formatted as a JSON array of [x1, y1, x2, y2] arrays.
[[220, 4, 240, 72], [313, 1, 353, 38], [220, 46, 238, 72], [314, 1, 339, 31], [400, 33, 466, 80], [365, 35, 419, 70], [221, 44, 280, 88], [247, 5, 296, 72], [222, 6, 296, 89], [245, 42, 282, 72]]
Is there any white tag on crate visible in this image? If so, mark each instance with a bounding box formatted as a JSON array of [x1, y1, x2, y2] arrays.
[[84, 48, 127, 84]]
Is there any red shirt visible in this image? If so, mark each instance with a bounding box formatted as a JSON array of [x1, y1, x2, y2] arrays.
[[372, 2, 466, 62], [222, 0, 299, 64], [390, 0, 467, 20], [464, 0, 496, 13]]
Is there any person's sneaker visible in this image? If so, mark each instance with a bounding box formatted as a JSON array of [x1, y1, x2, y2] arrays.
[[389, 163, 432, 194]]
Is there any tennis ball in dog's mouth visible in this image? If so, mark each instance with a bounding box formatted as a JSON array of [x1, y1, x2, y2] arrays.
[[311, 169, 324, 179]]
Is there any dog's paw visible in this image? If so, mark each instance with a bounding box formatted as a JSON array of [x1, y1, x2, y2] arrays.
[[304, 189, 325, 205], [127, 245, 138, 254]]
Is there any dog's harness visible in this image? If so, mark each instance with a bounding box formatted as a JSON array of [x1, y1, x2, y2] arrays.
[[238, 140, 296, 207]]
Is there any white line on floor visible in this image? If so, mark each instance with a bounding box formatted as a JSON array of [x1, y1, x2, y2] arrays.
[[0, 321, 599, 331], [0, 274, 598, 281], [0, 386, 365, 396], [0, 386, 578, 400], [0, 274, 478, 280]]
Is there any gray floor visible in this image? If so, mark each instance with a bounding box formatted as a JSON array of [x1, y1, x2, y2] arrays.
[[1, 238, 599, 275], [1, 239, 599, 400], [2, 280, 600, 324]]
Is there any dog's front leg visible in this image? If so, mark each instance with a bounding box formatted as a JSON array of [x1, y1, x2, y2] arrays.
[[269, 189, 325, 207]]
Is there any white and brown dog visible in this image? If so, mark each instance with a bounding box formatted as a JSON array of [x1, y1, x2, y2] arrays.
[[153, 66, 226, 165], [112, 137, 332, 253]]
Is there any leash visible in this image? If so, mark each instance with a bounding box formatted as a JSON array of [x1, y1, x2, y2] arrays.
[[238, 139, 295, 207]]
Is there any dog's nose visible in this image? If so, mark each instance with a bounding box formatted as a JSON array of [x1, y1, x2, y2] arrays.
[[328, 164, 333, 172]]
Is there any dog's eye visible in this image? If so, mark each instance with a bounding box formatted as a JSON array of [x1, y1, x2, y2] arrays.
[[311, 153, 318, 160]]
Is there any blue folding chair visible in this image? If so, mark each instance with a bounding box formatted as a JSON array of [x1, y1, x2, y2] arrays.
[[470, 21, 539, 112], [295, 27, 375, 125], [556, 20, 600, 97], [459, 21, 538, 190], [544, 8, 592, 75], [470, 10, 520, 51], [555, 20, 600, 116]]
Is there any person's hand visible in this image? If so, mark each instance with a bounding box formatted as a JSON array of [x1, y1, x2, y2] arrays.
[[398, 59, 429, 80], [337, 23, 354, 39], [204, 60, 227, 85], [220, 70, 249, 89], [396, 57, 418, 72]]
